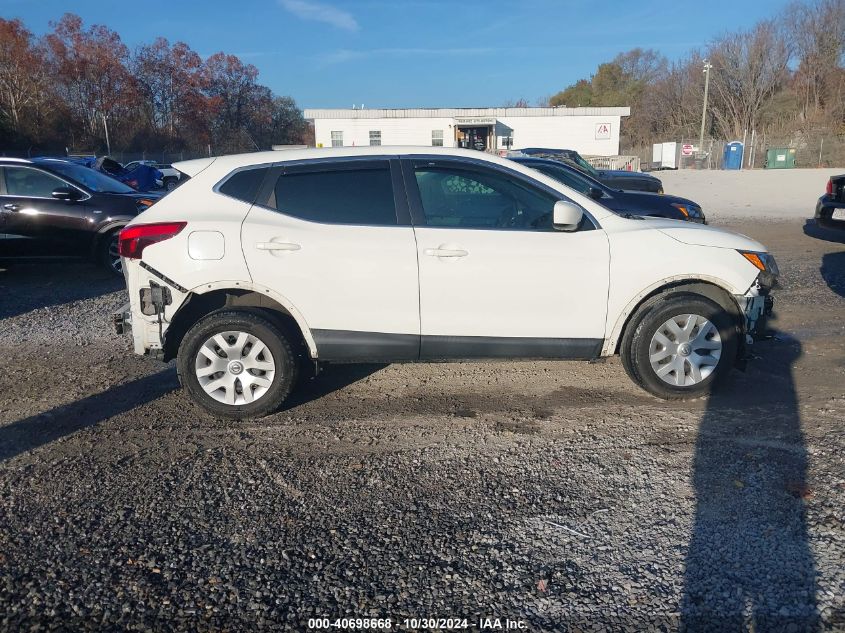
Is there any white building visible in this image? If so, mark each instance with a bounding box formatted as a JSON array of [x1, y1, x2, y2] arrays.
[[304, 107, 631, 156]]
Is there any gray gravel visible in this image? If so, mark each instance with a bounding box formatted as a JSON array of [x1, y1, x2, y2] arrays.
[[0, 220, 843, 632]]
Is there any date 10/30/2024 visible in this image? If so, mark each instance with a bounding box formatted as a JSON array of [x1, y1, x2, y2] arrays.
[[307, 617, 527, 630]]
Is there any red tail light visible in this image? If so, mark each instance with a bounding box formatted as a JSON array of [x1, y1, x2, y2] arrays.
[[118, 222, 186, 259], [826, 178, 833, 195]]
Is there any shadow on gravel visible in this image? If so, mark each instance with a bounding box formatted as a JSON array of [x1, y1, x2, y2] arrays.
[[681, 335, 819, 630], [0, 261, 122, 320], [820, 251, 845, 298], [802, 218, 845, 246], [803, 219, 845, 299], [0, 369, 178, 463], [283, 364, 387, 410]]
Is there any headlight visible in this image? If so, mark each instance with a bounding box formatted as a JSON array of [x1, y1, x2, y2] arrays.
[[738, 250, 779, 276], [670, 203, 703, 219]]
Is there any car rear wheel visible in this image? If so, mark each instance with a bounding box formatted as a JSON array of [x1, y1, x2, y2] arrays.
[[177, 310, 298, 418], [621, 294, 738, 399]]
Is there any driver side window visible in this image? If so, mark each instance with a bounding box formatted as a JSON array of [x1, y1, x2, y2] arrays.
[[413, 164, 557, 230]]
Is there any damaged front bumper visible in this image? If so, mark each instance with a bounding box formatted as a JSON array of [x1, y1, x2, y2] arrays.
[[735, 278, 775, 358]]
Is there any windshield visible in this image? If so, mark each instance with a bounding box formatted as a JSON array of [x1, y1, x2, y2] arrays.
[[42, 161, 135, 194], [572, 154, 600, 176], [529, 162, 606, 195]]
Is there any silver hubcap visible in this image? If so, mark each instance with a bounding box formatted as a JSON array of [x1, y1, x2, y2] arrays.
[[649, 314, 722, 387], [194, 331, 276, 405]]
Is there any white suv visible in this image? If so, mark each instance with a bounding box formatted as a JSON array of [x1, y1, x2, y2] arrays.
[[114, 147, 776, 418]]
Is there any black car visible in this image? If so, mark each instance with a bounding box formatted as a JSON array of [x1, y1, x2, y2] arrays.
[[517, 148, 664, 193], [0, 158, 161, 275], [512, 157, 705, 223], [815, 174, 845, 230]]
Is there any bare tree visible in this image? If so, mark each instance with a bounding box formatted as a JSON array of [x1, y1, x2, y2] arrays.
[[707, 20, 792, 139], [784, 0, 845, 124]]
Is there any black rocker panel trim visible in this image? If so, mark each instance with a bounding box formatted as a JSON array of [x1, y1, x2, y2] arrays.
[[420, 335, 602, 360], [313, 330, 603, 362], [313, 330, 419, 362]]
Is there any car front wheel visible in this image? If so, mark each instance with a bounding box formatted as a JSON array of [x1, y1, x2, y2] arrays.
[[99, 230, 123, 276], [177, 310, 298, 418], [621, 295, 739, 399]]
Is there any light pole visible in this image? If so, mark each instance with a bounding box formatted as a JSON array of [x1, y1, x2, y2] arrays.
[[698, 59, 713, 153], [102, 112, 111, 156]]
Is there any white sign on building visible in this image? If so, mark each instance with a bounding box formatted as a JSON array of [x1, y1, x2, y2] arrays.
[[595, 123, 612, 140]]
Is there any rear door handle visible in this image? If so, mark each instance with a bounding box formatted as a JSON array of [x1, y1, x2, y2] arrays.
[[256, 242, 301, 251], [424, 248, 468, 258], [2, 204, 20, 212]]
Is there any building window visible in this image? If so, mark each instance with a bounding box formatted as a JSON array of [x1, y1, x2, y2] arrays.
[[432, 130, 444, 147], [331, 131, 343, 147], [369, 130, 381, 146]]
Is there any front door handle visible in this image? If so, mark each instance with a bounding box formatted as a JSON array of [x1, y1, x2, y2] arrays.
[[256, 242, 301, 251], [424, 247, 468, 258], [2, 203, 20, 212]]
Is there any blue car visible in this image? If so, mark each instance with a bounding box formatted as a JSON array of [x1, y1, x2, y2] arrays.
[[515, 148, 664, 194], [60, 156, 162, 192], [512, 156, 705, 223]]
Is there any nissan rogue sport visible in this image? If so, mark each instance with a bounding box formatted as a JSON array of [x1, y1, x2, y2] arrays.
[[114, 147, 777, 418]]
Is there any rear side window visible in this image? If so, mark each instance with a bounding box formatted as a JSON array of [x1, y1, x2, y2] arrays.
[[3, 166, 66, 198], [271, 164, 397, 225], [218, 167, 269, 203]]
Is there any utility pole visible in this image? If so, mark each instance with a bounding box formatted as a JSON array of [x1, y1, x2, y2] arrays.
[[102, 112, 111, 156], [698, 59, 713, 153]]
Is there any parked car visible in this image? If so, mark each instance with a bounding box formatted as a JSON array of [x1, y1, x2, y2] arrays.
[[511, 156, 705, 223], [815, 174, 845, 230], [515, 148, 664, 193], [114, 147, 776, 418], [124, 160, 182, 191], [60, 156, 163, 192], [0, 157, 161, 275]]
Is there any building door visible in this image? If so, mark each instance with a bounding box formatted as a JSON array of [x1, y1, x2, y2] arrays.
[[457, 126, 491, 152]]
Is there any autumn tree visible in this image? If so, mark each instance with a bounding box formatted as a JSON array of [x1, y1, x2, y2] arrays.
[[132, 37, 210, 149], [549, 80, 593, 107], [44, 13, 137, 150]]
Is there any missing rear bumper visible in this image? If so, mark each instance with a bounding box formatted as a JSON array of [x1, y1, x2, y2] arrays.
[[113, 302, 131, 335]]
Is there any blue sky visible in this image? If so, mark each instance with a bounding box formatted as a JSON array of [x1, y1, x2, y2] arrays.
[[3, 0, 793, 108]]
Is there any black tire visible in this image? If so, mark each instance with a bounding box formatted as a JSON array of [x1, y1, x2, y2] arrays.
[[98, 230, 123, 277], [621, 294, 739, 399], [177, 310, 298, 419], [164, 178, 178, 192]]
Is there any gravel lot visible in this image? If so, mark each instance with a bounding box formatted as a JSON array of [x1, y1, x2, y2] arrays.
[[0, 175, 844, 631]]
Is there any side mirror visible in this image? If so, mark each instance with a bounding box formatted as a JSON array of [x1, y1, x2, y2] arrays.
[[52, 186, 81, 201], [588, 187, 604, 200], [553, 200, 584, 231]]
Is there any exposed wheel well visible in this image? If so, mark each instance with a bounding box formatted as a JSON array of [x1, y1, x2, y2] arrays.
[[162, 289, 310, 364], [614, 280, 743, 354]]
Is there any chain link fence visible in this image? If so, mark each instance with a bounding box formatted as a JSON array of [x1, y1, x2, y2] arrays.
[[626, 134, 845, 170]]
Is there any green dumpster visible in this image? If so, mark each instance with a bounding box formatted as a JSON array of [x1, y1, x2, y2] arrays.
[[765, 147, 797, 169]]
